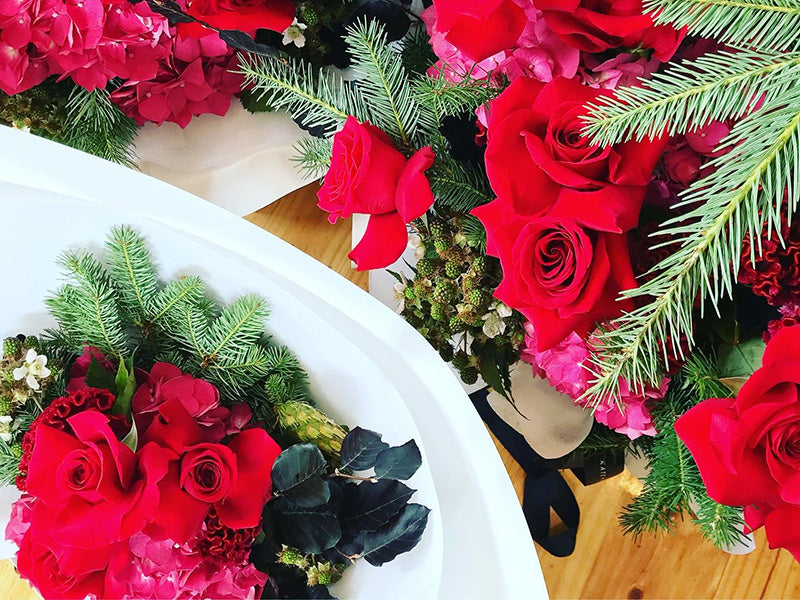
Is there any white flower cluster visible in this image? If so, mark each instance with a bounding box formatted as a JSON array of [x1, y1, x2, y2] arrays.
[[13, 349, 51, 391]]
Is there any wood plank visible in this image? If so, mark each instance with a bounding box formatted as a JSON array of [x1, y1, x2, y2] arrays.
[[1, 183, 795, 598]]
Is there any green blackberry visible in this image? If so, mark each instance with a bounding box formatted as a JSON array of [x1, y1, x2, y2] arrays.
[[430, 302, 448, 321], [278, 547, 304, 566], [433, 239, 449, 254], [2, 337, 22, 359], [460, 366, 479, 385], [439, 344, 454, 362], [444, 261, 462, 279], [468, 289, 491, 308], [472, 255, 487, 276], [22, 335, 40, 352], [432, 281, 455, 303], [452, 351, 470, 371], [429, 219, 448, 239], [404, 286, 416, 300], [299, 7, 319, 26], [449, 316, 467, 333], [0, 396, 12, 416], [413, 279, 431, 300], [416, 258, 436, 277], [462, 275, 479, 293], [10, 442, 22, 459]]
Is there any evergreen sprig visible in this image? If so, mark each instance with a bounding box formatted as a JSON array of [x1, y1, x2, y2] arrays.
[[63, 86, 138, 168], [293, 137, 333, 179], [620, 361, 745, 549], [583, 49, 800, 145], [586, 89, 800, 401], [644, 0, 800, 52], [47, 226, 308, 412], [413, 73, 499, 121], [428, 159, 494, 212]]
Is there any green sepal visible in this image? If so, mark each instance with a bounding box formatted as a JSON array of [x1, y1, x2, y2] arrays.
[[112, 357, 136, 416]]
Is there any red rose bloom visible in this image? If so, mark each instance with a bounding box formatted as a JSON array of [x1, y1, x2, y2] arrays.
[[473, 200, 636, 349], [142, 399, 281, 542], [484, 76, 666, 234], [181, 0, 294, 38], [537, 0, 685, 61], [430, 0, 527, 62], [318, 116, 436, 271], [25, 410, 169, 549], [676, 325, 800, 559]]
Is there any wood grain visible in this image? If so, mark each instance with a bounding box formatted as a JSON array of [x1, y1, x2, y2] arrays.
[[1, 184, 796, 599]]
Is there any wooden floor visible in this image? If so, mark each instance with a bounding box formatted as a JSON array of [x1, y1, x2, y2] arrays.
[[2, 185, 798, 598]]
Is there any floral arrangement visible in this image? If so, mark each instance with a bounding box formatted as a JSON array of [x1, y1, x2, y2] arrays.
[[0, 226, 429, 599], [0, 0, 420, 165], [227, 0, 800, 559]]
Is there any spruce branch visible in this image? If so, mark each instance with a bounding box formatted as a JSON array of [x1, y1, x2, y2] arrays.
[[292, 136, 333, 179], [200, 295, 270, 366], [63, 85, 138, 167], [105, 225, 159, 324], [644, 0, 800, 52], [586, 91, 800, 402], [238, 55, 359, 135], [413, 74, 499, 120], [344, 19, 421, 145], [428, 159, 494, 212], [583, 49, 800, 145]]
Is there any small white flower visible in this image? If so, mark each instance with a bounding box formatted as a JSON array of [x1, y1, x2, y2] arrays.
[[495, 302, 513, 318], [408, 234, 426, 260], [482, 312, 507, 339], [393, 274, 409, 313], [0, 433, 11, 443], [282, 18, 308, 48], [12, 349, 51, 391]]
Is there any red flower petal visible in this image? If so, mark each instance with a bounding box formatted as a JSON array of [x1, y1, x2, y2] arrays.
[[348, 212, 408, 271]]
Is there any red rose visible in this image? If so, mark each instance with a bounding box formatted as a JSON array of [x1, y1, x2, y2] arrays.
[[676, 325, 800, 559], [431, 0, 527, 62], [132, 362, 246, 441], [537, 0, 685, 61], [318, 116, 436, 271], [473, 200, 636, 349], [143, 399, 281, 542], [25, 410, 169, 549], [484, 76, 666, 234], [180, 0, 295, 38]]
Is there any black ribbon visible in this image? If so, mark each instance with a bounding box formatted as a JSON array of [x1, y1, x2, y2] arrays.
[[470, 388, 580, 556]]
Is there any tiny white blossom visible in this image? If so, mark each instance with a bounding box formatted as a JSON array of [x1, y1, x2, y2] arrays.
[[495, 302, 513, 318], [12, 349, 51, 390], [408, 234, 426, 260], [482, 312, 506, 339], [392, 274, 409, 313], [0, 433, 11, 443], [282, 18, 308, 48]]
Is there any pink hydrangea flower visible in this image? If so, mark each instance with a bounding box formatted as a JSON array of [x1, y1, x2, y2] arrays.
[[422, 0, 578, 84], [581, 53, 660, 90], [110, 532, 266, 599], [521, 323, 591, 399], [5, 494, 34, 547], [522, 322, 665, 439], [592, 378, 667, 440], [0, 0, 53, 94], [110, 32, 243, 128]]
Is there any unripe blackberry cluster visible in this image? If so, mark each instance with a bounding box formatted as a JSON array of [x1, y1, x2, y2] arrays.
[[277, 545, 345, 587], [400, 214, 525, 386], [0, 335, 58, 426], [0, 79, 72, 142]]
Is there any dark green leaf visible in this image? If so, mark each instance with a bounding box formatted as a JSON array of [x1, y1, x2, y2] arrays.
[[340, 427, 389, 471], [272, 444, 330, 507], [374, 440, 421, 480], [717, 338, 766, 379], [85, 356, 116, 393], [340, 480, 415, 534], [355, 503, 430, 566], [273, 497, 342, 554], [478, 345, 512, 402]]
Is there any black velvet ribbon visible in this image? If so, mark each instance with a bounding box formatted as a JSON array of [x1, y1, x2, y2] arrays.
[[469, 388, 618, 557]]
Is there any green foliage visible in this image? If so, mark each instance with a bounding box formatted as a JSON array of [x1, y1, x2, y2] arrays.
[[63, 86, 138, 167], [293, 136, 333, 179], [427, 159, 494, 212], [413, 73, 498, 120], [620, 360, 745, 550], [344, 19, 422, 145], [585, 88, 800, 402], [46, 226, 308, 413], [0, 438, 20, 485], [644, 0, 800, 52], [583, 49, 800, 145]]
